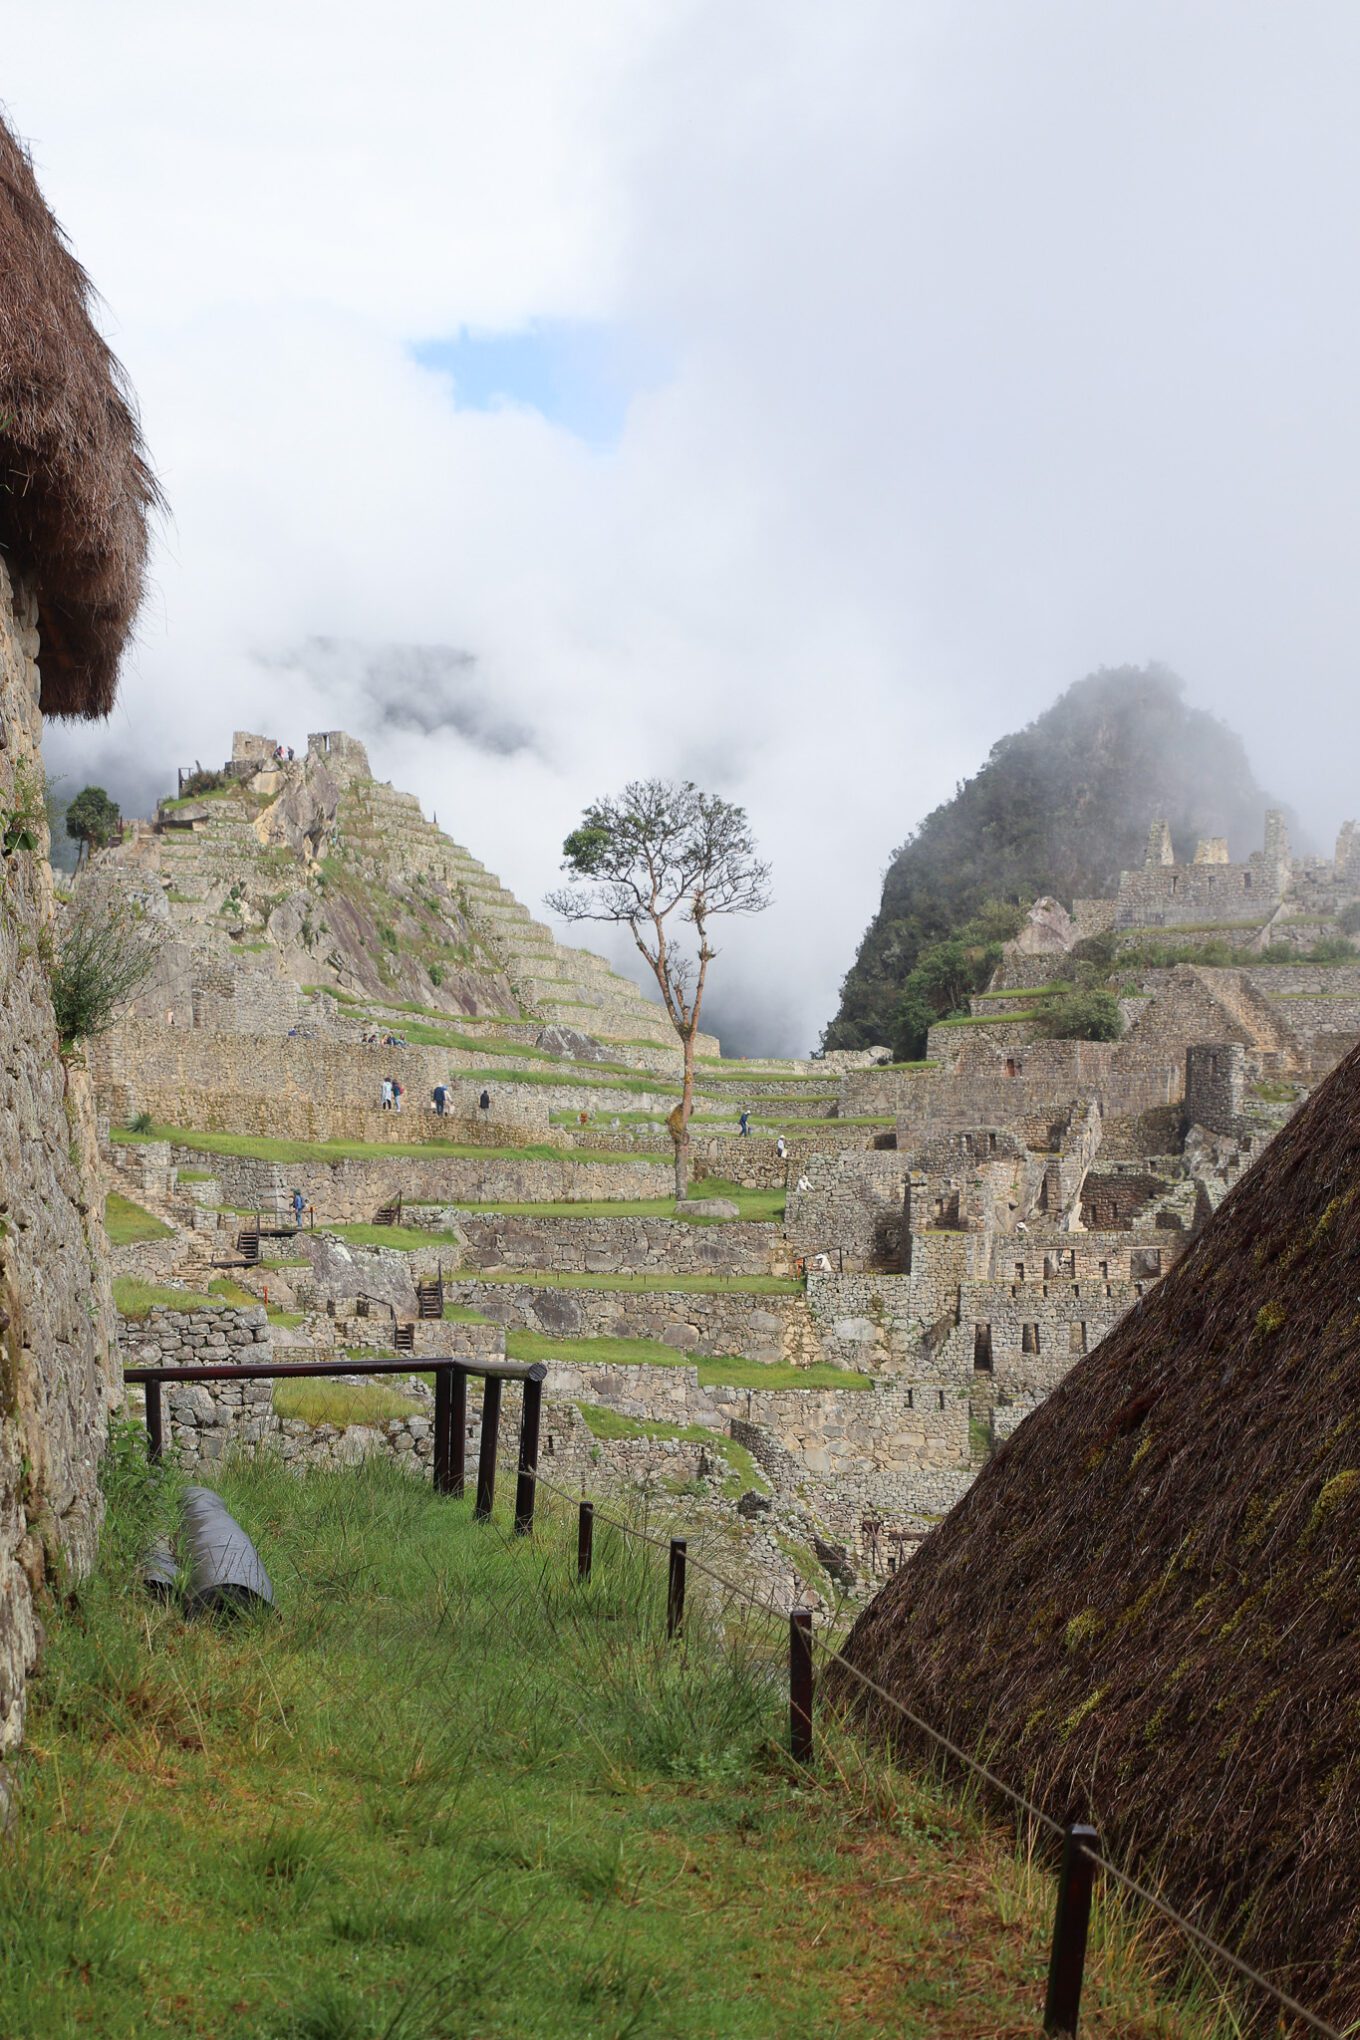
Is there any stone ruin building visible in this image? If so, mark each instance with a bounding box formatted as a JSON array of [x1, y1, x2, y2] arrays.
[[88, 732, 1360, 1609], [0, 119, 155, 1780]]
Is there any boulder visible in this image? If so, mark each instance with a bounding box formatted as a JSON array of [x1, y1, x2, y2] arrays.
[[534, 1024, 613, 1064], [301, 1234, 418, 1320], [676, 1197, 740, 1220], [1009, 895, 1077, 956]]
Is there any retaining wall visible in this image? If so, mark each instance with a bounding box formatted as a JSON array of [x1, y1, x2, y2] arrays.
[[454, 1212, 787, 1278], [443, 1277, 815, 1365]]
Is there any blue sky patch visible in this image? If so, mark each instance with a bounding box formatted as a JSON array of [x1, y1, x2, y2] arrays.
[[414, 321, 664, 448]]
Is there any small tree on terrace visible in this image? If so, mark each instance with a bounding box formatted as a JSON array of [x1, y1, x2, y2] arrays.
[[65, 785, 120, 866], [546, 780, 771, 1199]]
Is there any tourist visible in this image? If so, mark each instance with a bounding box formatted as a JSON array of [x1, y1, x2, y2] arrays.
[[776, 1135, 787, 1160], [796, 1174, 811, 1194], [479, 1089, 490, 1113], [292, 1188, 304, 1227], [739, 1109, 750, 1136], [432, 1083, 447, 1117], [380, 1078, 393, 1110], [392, 1080, 404, 1114]]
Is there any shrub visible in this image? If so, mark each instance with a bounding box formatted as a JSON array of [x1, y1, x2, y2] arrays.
[[1032, 987, 1124, 1041], [1339, 903, 1360, 936], [428, 962, 444, 987], [178, 766, 228, 798], [50, 882, 163, 1047]]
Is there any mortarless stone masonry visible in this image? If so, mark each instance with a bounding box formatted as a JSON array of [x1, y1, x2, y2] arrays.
[[0, 561, 119, 1764]]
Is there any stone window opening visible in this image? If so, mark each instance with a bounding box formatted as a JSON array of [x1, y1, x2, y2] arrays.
[[988, 1131, 998, 1153], [1004, 1058, 1018, 1078], [1243, 871, 1253, 891], [973, 1323, 993, 1373], [1070, 1322, 1087, 1355], [1131, 1248, 1163, 1281], [1015, 1261, 1025, 1281], [1022, 1322, 1040, 1354], [937, 1390, 946, 1411], [1098, 1259, 1109, 1279], [905, 1387, 914, 1409]]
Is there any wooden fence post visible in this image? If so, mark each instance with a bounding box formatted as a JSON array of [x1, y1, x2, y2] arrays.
[[577, 1501, 594, 1581], [450, 1367, 467, 1499], [475, 1376, 502, 1520], [433, 1366, 452, 1494], [513, 1372, 543, 1535], [789, 1608, 813, 1763], [1044, 1823, 1099, 2036], [144, 1378, 164, 1463], [667, 1538, 687, 1639]]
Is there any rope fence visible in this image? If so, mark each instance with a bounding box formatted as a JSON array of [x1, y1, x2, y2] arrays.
[[528, 1464, 1343, 2039]]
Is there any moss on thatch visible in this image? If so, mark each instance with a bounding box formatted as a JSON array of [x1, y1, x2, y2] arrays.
[[831, 1037, 1360, 2028], [0, 115, 158, 716]]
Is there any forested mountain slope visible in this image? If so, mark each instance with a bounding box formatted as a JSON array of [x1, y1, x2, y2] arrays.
[[824, 665, 1277, 1050]]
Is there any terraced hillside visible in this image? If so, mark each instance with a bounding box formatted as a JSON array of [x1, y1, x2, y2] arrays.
[[103, 728, 710, 1054]]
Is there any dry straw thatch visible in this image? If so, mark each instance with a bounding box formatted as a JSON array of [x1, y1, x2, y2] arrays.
[[0, 112, 157, 716], [832, 1038, 1360, 2030]]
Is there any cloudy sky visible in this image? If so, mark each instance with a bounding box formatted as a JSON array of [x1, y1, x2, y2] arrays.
[[11, 2, 1360, 1052]]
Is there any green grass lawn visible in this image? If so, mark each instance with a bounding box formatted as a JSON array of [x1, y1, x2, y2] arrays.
[[326, 1222, 462, 1252], [574, 1406, 771, 1494], [113, 1276, 258, 1319], [104, 1192, 173, 1246], [420, 1183, 786, 1224], [460, 1269, 800, 1296], [272, 1378, 423, 1425], [0, 1443, 1240, 2038], [500, 1330, 870, 1389], [112, 1123, 656, 1169]]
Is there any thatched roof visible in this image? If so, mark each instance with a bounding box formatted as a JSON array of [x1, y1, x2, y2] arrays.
[[0, 114, 158, 716], [832, 1039, 1360, 2028]]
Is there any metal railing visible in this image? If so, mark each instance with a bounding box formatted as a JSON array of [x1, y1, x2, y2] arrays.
[[123, 1356, 548, 1533]]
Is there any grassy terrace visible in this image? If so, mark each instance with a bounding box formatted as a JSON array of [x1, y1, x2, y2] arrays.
[[328, 1222, 461, 1251], [104, 1192, 172, 1246], [934, 1010, 1044, 1029], [456, 1269, 800, 1296], [435, 1313, 866, 1387], [574, 1404, 772, 1489], [113, 1276, 256, 1318], [423, 1184, 787, 1223], [111, 1124, 653, 1168], [2, 1449, 1238, 2037], [273, 1378, 423, 1425]]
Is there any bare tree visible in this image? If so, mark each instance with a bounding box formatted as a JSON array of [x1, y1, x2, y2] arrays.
[[546, 780, 771, 1199]]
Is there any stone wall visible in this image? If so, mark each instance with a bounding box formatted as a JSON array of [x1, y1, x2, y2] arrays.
[[538, 1360, 972, 1537], [1184, 1042, 1246, 1133], [90, 1021, 550, 1141], [0, 560, 118, 1766], [785, 1150, 909, 1271], [161, 1146, 676, 1221], [454, 1212, 788, 1278], [1113, 854, 1277, 929], [442, 1276, 815, 1365], [118, 1304, 273, 1466]]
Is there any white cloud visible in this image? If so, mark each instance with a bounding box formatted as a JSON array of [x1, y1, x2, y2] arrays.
[[20, 0, 1360, 1054]]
